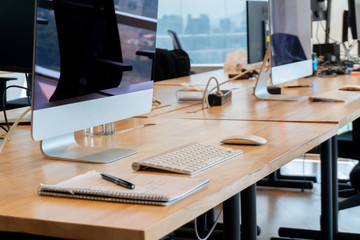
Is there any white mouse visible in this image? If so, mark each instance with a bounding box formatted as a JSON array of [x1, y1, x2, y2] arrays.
[[221, 135, 267, 145]]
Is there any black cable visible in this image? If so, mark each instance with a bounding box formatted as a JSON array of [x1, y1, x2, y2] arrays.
[[0, 125, 7, 132], [1, 85, 31, 132]]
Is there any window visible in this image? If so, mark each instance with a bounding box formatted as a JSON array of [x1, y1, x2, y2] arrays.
[[156, 0, 247, 65]]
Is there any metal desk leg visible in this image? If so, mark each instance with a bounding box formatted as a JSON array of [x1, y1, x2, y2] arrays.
[[332, 135, 338, 235], [276, 137, 334, 240], [241, 184, 257, 240], [223, 193, 240, 240], [321, 137, 334, 239]]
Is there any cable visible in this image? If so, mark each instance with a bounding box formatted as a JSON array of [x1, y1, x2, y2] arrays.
[[200, 68, 260, 110], [319, 20, 339, 44], [194, 207, 223, 240], [0, 106, 32, 154], [201, 77, 222, 110]]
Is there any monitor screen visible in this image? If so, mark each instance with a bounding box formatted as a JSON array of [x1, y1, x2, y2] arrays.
[[0, 0, 35, 73], [31, 0, 158, 162], [269, 0, 312, 85], [348, 0, 360, 40], [246, 0, 269, 64]]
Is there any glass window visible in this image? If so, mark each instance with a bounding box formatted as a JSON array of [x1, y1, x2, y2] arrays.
[[156, 0, 247, 65]]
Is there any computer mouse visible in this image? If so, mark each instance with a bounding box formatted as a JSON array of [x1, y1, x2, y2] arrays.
[[221, 135, 267, 145], [338, 85, 360, 91]]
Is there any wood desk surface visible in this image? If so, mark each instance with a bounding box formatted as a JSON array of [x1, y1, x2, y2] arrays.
[[161, 73, 360, 128], [0, 118, 337, 240], [139, 85, 199, 118]]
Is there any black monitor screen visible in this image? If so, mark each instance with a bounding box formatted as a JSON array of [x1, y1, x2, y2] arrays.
[[0, 0, 35, 73], [348, 0, 360, 40], [246, 1, 268, 64]]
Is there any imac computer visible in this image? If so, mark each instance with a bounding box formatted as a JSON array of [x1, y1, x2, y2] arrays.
[[254, 0, 313, 100], [246, 0, 269, 64], [31, 0, 158, 163]]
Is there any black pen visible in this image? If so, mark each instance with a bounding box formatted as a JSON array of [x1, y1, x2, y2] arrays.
[[101, 173, 135, 190], [284, 85, 312, 88]]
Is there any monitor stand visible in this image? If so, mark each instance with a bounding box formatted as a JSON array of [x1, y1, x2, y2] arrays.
[[254, 47, 306, 101], [40, 132, 137, 163]]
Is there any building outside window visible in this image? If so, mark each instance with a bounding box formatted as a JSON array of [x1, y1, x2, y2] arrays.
[[156, 0, 247, 66]]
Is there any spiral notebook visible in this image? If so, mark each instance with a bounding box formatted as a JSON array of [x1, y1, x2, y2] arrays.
[[38, 170, 209, 206]]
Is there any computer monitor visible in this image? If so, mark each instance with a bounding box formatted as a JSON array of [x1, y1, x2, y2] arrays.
[[0, 0, 35, 74], [254, 0, 313, 100], [246, 0, 269, 64], [311, 0, 327, 21], [31, 0, 158, 163], [343, 0, 360, 42]]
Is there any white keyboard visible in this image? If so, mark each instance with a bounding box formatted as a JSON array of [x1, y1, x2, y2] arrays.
[[309, 89, 360, 102], [132, 142, 243, 175]]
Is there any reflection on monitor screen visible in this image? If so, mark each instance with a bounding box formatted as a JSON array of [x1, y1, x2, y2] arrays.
[[31, 0, 158, 163], [254, 0, 313, 100]]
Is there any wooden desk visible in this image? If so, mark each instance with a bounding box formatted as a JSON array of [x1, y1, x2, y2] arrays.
[[162, 74, 360, 128], [140, 85, 200, 118], [0, 118, 337, 240], [155, 71, 360, 239]]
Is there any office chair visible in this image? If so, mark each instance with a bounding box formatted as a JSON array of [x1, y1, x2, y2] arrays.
[[51, 0, 132, 101], [339, 162, 360, 210], [4, 74, 32, 110], [336, 119, 360, 197], [271, 33, 307, 66], [167, 30, 183, 50]]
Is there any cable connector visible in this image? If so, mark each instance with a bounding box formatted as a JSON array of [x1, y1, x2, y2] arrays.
[[208, 90, 232, 106]]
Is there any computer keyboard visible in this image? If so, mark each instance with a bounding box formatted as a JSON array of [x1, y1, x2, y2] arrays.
[[132, 142, 243, 175], [309, 89, 360, 102]]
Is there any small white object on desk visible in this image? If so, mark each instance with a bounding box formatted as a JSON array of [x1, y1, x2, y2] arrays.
[[221, 135, 267, 145]]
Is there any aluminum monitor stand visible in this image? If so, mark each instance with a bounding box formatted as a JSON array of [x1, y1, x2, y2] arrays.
[[40, 132, 137, 163], [254, 47, 306, 101]]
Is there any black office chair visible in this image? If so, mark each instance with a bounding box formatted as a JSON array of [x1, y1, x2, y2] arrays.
[[270, 33, 307, 66], [339, 162, 360, 210], [4, 74, 32, 110], [50, 0, 132, 101], [167, 30, 183, 50]]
